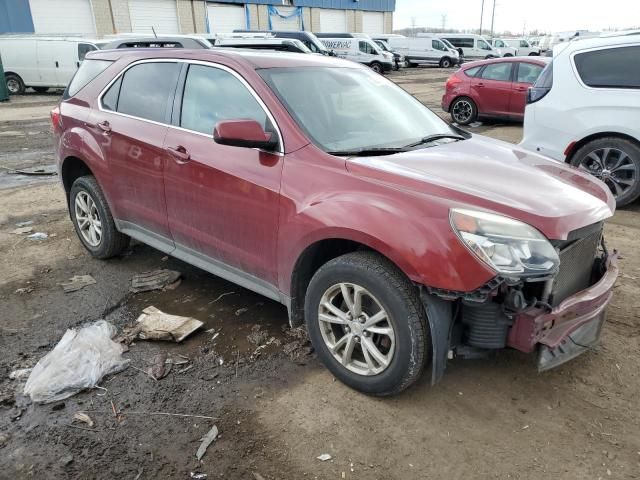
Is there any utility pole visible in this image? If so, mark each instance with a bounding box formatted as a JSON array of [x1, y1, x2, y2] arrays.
[[490, 0, 496, 39], [441, 14, 447, 31], [479, 0, 485, 35], [411, 16, 417, 36]]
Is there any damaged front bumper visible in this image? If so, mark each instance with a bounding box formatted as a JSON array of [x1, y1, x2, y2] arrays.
[[507, 254, 619, 370]]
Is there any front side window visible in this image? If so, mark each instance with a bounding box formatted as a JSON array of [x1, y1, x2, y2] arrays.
[[259, 67, 455, 153], [478, 39, 492, 51], [516, 62, 544, 84], [432, 40, 447, 51], [574, 46, 640, 89], [359, 41, 376, 54], [78, 43, 97, 62], [180, 65, 267, 136], [495, 40, 505, 48], [520, 40, 530, 48], [116, 62, 180, 123], [481, 62, 513, 81]]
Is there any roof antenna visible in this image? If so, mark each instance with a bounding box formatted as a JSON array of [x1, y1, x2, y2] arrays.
[[151, 26, 158, 38]]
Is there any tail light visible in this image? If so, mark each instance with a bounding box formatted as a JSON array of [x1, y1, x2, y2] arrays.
[[446, 75, 462, 89], [527, 61, 553, 104], [50, 106, 61, 130]]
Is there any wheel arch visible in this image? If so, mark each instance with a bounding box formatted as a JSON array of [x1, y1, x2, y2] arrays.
[[564, 132, 640, 163], [287, 235, 419, 327]]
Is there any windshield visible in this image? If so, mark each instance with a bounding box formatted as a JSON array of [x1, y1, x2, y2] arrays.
[[306, 33, 330, 55], [440, 38, 455, 50], [259, 67, 455, 153], [375, 40, 390, 52]]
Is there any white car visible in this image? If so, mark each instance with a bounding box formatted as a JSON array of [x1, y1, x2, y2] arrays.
[[504, 38, 541, 56], [319, 38, 394, 74], [520, 34, 640, 206], [490, 38, 518, 57]]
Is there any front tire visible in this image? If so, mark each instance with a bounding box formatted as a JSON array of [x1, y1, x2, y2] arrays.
[[570, 137, 640, 207], [5, 73, 25, 95], [439, 57, 452, 68], [305, 252, 429, 396], [69, 175, 129, 259], [370, 62, 383, 74], [450, 96, 477, 125]]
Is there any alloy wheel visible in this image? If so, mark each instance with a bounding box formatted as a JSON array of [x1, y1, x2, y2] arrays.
[[318, 282, 396, 376], [74, 191, 102, 247], [452, 100, 473, 123], [578, 147, 637, 199]]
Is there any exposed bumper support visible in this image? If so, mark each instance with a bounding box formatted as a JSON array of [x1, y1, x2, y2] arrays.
[[420, 290, 453, 385], [507, 254, 618, 360]]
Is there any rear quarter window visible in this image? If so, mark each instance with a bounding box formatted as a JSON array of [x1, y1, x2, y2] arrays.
[[574, 45, 640, 88], [65, 59, 112, 98], [464, 66, 481, 77]]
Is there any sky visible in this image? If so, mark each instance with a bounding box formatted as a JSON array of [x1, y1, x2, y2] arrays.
[[393, 0, 640, 34]]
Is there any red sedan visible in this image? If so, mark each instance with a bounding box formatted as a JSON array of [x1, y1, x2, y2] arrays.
[[442, 57, 550, 125]]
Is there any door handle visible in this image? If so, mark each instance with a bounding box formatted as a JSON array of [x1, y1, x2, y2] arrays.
[[166, 146, 191, 164], [516, 86, 527, 91], [86, 120, 111, 133], [55, 61, 59, 68], [477, 82, 485, 87]]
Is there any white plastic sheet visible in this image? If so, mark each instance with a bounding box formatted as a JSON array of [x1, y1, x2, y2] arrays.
[[24, 320, 129, 403]]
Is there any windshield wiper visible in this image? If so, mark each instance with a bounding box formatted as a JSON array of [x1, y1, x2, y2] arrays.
[[327, 147, 409, 157], [404, 133, 465, 149]]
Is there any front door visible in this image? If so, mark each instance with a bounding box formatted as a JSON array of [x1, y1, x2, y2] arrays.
[[509, 61, 545, 119], [472, 61, 514, 117], [90, 61, 181, 241], [163, 63, 284, 285]]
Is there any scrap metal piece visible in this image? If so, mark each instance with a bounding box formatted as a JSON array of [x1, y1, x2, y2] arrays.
[[135, 306, 203, 343], [60, 275, 96, 293]]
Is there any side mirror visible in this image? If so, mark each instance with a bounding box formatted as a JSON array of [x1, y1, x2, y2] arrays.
[[213, 119, 278, 151]]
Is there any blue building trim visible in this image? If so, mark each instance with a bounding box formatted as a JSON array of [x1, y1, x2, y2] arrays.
[[0, 0, 35, 34], [208, 0, 395, 12]]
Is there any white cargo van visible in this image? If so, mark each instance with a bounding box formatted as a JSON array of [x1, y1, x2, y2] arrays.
[[436, 34, 500, 60], [386, 35, 459, 68], [319, 38, 393, 74], [0, 36, 106, 94], [504, 38, 541, 56]]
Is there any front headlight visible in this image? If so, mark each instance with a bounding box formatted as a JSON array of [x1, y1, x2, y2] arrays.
[[450, 208, 559, 278]]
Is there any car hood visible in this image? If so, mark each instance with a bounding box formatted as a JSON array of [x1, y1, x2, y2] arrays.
[[346, 135, 615, 240]]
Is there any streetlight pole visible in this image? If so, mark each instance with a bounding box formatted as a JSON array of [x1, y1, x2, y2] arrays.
[[490, 0, 496, 39], [479, 0, 484, 35]]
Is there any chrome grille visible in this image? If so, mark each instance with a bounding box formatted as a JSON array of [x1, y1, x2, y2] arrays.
[[551, 227, 603, 306]]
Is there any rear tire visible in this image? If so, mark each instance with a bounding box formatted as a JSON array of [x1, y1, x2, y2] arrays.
[[450, 96, 477, 125], [69, 175, 129, 259], [528, 52, 539, 56], [305, 251, 429, 396], [32, 87, 49, 93], [504, 53, 513, 57], [5, 73, 25, 95], [570, 137, 640, 207]]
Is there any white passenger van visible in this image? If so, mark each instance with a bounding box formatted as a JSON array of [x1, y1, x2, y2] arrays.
[[385, 35, 460, 68], [436, 34, 500, 60], [319, 37, 394, 74], [0, 36, 107, 94]]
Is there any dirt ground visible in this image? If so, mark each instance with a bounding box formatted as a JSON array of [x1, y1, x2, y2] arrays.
[[1, 69, 639, 480]]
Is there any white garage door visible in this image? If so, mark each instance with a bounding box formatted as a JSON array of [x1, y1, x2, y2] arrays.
[[269, 6, 302, 31], [207, 3, 246, 33], [129, 0, 179, 34], [362, 12, 384, 35], [319, 9, 347, 33], [29, 0, 95, 35]]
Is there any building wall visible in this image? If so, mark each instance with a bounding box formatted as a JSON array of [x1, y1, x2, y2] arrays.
[[91, 0, 115, 35]]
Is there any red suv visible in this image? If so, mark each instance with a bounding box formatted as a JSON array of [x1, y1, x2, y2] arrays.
[[53, 49, 618, 396], [442, 57, 550, 125]]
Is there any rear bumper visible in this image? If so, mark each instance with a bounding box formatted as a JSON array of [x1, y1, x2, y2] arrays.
[[507, 254, 618, 366]]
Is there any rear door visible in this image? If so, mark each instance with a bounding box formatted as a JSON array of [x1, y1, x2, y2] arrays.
[[472, 61, 514, 116], [89, 61, 181, 243], [36, 40, 60, 86], [510, 61, 545, 118]]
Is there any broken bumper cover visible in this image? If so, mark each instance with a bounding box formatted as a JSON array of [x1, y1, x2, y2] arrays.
[[507, 254, 619, 370]]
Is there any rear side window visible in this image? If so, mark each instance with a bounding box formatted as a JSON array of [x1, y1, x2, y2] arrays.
[[464, 66, 481, 77], [574, 46, 640, 89], [480, 63, 513, 81], [516, 62, 544, 84], [180, 65, 267, 135], [114, 62, 180, 123], [65, 59, 112, 98], [446, 38, 473, 48]]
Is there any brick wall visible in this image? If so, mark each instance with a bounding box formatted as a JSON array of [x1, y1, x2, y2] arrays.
[[176, 0, 193, 33], [256, 4, 268, 30], [354, 10, 363, 33], [91, 0, 115, 35], [110, 0, 132, 33], [383, 11, 393, 34], [192, 0, 206, 33], [310, 7, 320, 32]]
